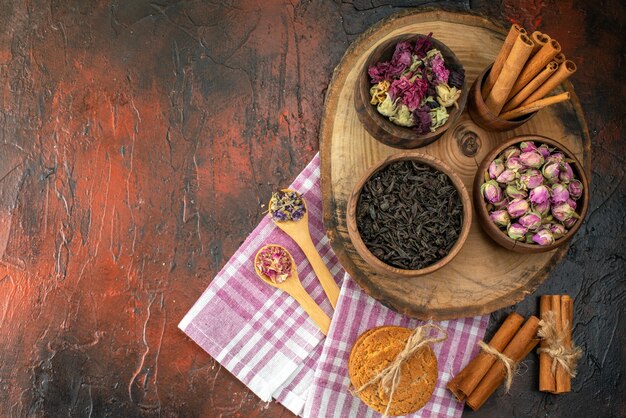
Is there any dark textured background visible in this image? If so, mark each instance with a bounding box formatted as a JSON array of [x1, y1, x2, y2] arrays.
[[0, 1, 623, 417]]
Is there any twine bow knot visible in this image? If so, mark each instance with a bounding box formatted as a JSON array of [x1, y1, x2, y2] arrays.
[[537, 311, 582, 377], [477, 340, 517, 393], [353, 324, 448, 418]]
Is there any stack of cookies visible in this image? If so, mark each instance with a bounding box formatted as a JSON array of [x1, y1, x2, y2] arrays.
[[348, 326, 438, 416]]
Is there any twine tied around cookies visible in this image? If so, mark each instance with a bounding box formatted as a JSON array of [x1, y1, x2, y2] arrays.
[[353, 324, 448, 418], [477, 340, 518, 393], [537, 311, 582, 377]]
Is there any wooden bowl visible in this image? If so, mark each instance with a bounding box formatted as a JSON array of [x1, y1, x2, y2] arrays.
[[346, 152, 472, 278], [473, 135, 589, 253], [467, 64, 536, 132], [354, 34, 468, 149]]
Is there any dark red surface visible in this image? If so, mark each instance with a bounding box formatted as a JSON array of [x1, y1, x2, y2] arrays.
[[0, 1, 623, 417]]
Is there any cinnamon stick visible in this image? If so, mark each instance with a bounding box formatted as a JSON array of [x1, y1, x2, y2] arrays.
[[447, 312, 525, 401], [503, 61, 558, 111], [482, 24, 527, 98], [530, 31, 550, 56], [539, 295, 557, 392], [520, 60, 577, 106], [485, 33, 534, 115], [553, 52, 566, 64], [466, 316, 541, 411], [499, 92, 570, 120], [556, 295, 574, 393], [507, 38, 561, 99]]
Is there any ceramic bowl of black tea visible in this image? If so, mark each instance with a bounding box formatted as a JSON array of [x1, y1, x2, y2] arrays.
[[346, 152, 472, 278]]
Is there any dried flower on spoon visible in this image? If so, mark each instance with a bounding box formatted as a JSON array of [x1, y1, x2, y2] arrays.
[[269, 190, 306, 222], [255, 245, 293, 284]]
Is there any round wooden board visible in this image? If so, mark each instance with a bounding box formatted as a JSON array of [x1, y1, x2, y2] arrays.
[[320, 10, 591, 320]]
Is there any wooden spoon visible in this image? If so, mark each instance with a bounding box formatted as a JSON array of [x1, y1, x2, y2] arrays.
[[254, 244, 331, 335], [269, 189, 340, 309]]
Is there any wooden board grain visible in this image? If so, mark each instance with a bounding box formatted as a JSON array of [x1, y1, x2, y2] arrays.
[[320, 10, 591, 320]]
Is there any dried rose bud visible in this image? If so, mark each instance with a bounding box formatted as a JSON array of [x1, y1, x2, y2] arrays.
[[493, 197, 509, 210], [567, 198, 577, 211], [551, 201, 577, 222], [505, 184, 527, 200], [507, 222, 528, 240], [502, 146, 521, 161], [519, 141, 537, 153], [564, 217, 577, 229], [506, 156, 525, 171], [507, 198, 530, 218], [481, 180, 503, 204], [519, 211, 542, 230], [551, 183, 570, 204], [520, 169, 544, 190], [559, 162, 574, 183], [496, 169, 517, 184], [542, 161, 560, 183], [550, 223, 567, 239], [519, 151, 544, 168], [490, 209, 511, 227], [545, 152, 564, 165], [489, 158, 505, 179], [568, 179, 584, 200], [533, 200, 551, 216], [532, 229, 555, 246], [537, 143, 552, 158], [529, 185, 550, 205]]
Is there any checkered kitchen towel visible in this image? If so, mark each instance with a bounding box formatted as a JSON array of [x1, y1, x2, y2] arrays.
[[179, 153, 490, 417]]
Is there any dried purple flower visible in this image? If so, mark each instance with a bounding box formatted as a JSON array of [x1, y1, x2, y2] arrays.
[[568, 179, 583, 200], [412, 106, 432, 134], [550, 223, 567, 239], [559, 162, 574, 183], [506, 156, 525, 171], [532, 229, 555, 246], [551, 183, 570, 204], [505, 184, 528, 200], [429, 52, 449, 84], [401, 77, 429, 111], [564, 217, 577, 229], [496, 169, 517, 184], [490, 210, 511, 228], [269, 190, 307, 222], [542, 161, 560, 183], [501, 146, 521, 161], [507, 223, 528, 240], [551, 201, 577, 222], [414, 33, 433, 58], [519, 150, 544, 168], [519, 141, 537, 153], [489, 159, 505, 180], [529, 185, 550, 205], [537, 143, 552, 158], [533, 200, 551, 217], [519, 212, 542, 230], [507, 198, 530, 218], [520, 169, 544, 189], [481, 180, 504, 204], [448, 66, 465, 89]]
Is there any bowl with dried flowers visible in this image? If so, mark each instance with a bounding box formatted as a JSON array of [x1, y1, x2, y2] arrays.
[[355, 33, 467, 149]]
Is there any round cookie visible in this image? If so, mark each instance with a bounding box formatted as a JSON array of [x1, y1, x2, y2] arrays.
[[348, 326, 438, 416]]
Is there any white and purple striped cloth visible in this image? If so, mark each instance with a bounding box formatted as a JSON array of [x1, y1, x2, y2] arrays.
[[179, 154, 489, 417]]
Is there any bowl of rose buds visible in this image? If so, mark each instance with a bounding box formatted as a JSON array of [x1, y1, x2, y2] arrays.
[[473, 135, 589, 253]]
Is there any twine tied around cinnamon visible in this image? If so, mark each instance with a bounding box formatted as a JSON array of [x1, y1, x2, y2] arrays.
[[477, 340, 517, 393], [353, 324, 448, 418], [537, 311, 582, 377]]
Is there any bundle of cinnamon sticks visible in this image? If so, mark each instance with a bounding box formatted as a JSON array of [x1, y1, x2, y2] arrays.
[[482, 24, 577, 120], [447, 313, 540, 410], [538, 294, 580, 394]]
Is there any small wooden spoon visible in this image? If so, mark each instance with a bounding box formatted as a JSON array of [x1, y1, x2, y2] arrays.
[[269, 189, 340, 309], [254, 244, 331, 335]]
